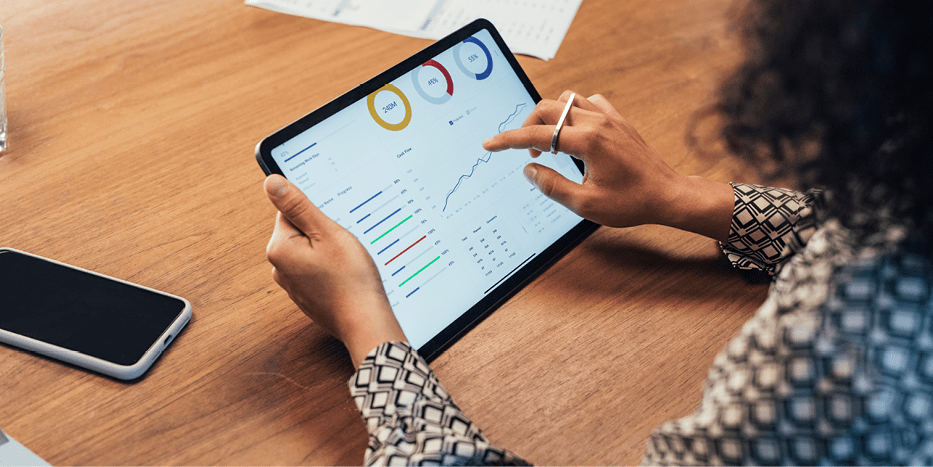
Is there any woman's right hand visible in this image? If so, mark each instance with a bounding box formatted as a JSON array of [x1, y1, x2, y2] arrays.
[[482, 91, 733, 242]]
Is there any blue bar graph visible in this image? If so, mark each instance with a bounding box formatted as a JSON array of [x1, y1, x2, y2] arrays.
[[377, 239, 399, 255], [351, 191, 382, 213], [364, 208, 401, 234], [284, 142, 317, 163]]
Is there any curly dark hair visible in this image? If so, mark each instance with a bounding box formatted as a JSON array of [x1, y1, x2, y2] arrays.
[[718, 0, 933, 244]]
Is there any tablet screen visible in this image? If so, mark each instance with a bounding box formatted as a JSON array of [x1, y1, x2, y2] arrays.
[[257, 20, 595, 359]]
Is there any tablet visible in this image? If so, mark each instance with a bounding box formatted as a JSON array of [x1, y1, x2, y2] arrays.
[[256, 19, 597, 361]]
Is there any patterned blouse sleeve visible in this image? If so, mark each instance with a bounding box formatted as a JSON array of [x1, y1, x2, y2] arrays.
[[721, 183, 822, 275], [348, 341, 530, 466]]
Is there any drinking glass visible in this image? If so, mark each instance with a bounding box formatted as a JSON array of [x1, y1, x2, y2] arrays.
[[0, 25, 7, 152]]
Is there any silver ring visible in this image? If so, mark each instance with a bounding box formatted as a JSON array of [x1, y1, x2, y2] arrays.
[[550, 93, 575, 154]]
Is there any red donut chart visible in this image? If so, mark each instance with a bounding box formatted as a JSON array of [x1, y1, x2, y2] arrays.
[[412, 59, 454, 104], [424, 60, 453, 95]]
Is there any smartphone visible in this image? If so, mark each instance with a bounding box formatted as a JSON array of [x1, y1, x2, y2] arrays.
[[0, 248, 192, 380]]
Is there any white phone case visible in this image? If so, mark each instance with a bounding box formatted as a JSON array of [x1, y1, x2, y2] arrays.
[[0, 248, 192, 380]]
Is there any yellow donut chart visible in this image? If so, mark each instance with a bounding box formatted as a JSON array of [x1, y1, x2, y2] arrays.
[[367, 84, 412, 131]]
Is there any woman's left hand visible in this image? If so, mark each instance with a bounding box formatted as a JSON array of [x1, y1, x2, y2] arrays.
[[264, 175, 407, 368]]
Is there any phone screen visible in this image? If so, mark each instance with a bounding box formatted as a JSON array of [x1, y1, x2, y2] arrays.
[[0, 249, 189, 366]]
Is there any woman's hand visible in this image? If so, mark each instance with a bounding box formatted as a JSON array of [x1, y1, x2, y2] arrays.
[[264, 175, 406, 368], [483, 91, 733, 242]]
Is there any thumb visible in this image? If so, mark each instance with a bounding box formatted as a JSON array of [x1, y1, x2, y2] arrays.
[[264, 175, 330, 236], [523, 163, 585, 214]]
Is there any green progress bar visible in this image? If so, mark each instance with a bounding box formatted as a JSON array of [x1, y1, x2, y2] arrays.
[[371, 215, 413, 244], [399, 256, 441, 287]]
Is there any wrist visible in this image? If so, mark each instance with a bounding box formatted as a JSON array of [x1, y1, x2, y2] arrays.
[[660, 176, 734, 242], [338, 301, 408, 368], [345, 331, 407, 369]]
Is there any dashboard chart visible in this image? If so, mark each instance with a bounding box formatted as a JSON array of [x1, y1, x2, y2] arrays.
[[412, 59, 454, 105], [270, 29, 584, 348], [367, 84, 412, 131], [442, 102, 527, 212]]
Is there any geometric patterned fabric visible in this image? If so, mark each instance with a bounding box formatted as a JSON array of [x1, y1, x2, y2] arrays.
[[721, 183, 821, 276], [348, 183, 933, 466], [349, 341, 530, 465], [646, 183, 933, 465]]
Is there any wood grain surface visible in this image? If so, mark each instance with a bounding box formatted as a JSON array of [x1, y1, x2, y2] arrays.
[[0, 0, 767, 464]]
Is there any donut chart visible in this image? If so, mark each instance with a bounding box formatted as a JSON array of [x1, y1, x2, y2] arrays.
[[453, 37, 493, 80], [367, 84, 412, 131], [412, 59, 454, 105]]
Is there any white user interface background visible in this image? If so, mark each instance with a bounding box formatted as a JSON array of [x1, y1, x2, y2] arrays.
[[271, 29, 584, 349]]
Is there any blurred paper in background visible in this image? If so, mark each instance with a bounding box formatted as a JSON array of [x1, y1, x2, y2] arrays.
[[245, 0, 582, 60]]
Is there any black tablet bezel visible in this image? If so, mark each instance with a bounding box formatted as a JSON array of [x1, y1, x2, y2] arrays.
[[255, 18, 598, 361]]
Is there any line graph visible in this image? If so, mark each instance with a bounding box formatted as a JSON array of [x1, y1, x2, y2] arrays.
[[442, 103, 527, 212]]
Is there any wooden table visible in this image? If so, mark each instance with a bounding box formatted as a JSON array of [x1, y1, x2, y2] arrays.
[[0, 1, 768, 464]]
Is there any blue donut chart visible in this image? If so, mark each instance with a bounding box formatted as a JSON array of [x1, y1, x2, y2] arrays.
[[453, 36, 493, 80]]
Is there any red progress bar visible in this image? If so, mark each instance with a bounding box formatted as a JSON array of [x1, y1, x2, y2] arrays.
[[385, 235, 427, 266]]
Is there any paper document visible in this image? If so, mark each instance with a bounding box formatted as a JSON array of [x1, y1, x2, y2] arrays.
[[245, 0, 583, 60], [0, 428, 50, 466]]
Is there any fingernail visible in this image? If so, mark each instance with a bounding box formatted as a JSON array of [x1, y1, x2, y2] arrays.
[[482, 137, 493, 147], [523, 165, 537, 186], [266, 176, 289, 197]]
